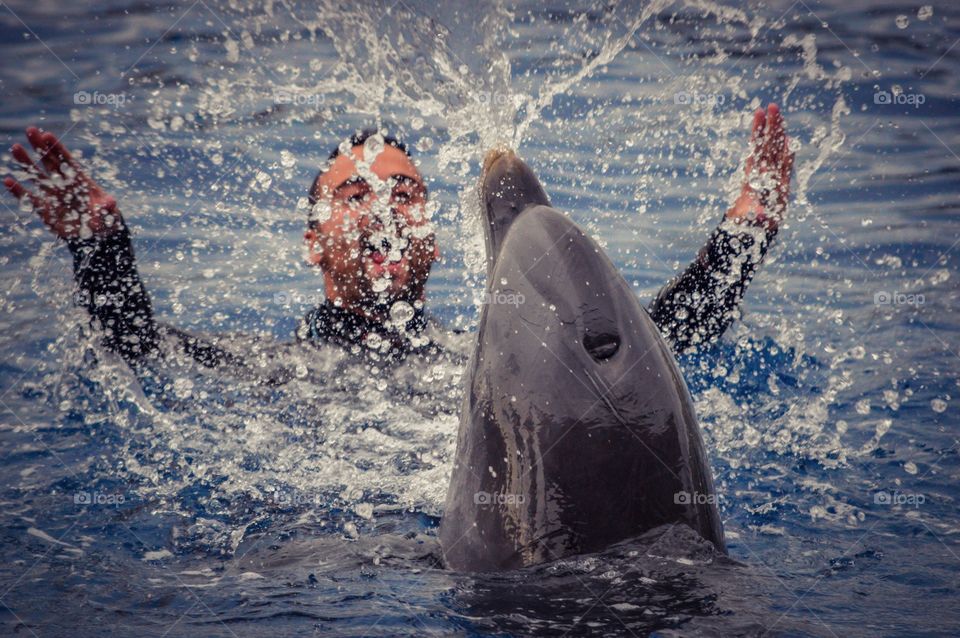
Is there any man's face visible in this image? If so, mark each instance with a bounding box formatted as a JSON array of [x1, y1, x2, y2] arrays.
[[306, 142, 437, 314]]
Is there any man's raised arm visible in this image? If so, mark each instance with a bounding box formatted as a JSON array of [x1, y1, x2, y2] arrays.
[[6, 127, 162, 364], [649, 104, 794, 353]]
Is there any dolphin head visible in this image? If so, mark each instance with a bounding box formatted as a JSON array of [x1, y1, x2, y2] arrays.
[[440, 152, 724, 572], [479, 149, 551, 277]]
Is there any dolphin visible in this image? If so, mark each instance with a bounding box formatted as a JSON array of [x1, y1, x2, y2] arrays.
[[439, 150, 725, 572]]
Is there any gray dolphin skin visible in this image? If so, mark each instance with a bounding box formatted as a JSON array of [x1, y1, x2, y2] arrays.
[[439, 150, 725, 572]]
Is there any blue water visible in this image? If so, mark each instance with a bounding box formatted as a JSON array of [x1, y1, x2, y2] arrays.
[[0, 0, 958, 636]]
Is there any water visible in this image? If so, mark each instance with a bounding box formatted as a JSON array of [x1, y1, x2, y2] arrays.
[[0, 0, 958, 635]]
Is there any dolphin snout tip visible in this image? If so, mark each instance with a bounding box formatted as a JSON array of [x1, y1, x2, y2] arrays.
[[482, 147, 517, 177]]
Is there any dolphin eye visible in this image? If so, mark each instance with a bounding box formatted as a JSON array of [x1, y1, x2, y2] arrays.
[[583, 332, 620, 361]]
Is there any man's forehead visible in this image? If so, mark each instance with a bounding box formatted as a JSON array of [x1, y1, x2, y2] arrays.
[[317, 145, 421, 194]]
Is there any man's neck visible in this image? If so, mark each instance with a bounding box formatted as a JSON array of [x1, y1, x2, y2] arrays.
[[322, 276, 423, 325], [322, 278, 385, 323]]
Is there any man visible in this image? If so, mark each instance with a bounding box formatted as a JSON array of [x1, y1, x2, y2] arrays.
[[4, 104, 793, 377]]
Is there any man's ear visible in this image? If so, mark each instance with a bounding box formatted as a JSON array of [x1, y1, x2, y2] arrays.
[[304, 228, 324, 266]]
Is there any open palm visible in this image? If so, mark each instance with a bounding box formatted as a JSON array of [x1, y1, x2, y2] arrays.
[[726, 103, 795, 234], [5, 127, 120, 240]]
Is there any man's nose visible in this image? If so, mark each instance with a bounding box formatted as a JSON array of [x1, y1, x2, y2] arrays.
[[358, 207, 406, 233]]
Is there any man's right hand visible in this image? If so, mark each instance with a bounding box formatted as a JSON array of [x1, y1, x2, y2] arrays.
[[5, 127, 121, 240]]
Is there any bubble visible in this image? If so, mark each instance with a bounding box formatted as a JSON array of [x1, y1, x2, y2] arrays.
[[365, 333, 383, 350], [389, 300, 415, 326], [173, 377, 194, 399], [280, 150, 296, 168], [931, 398, 947, 413], [917, 6, 933, 21], [895, 15, 909, 29], [354, 502, 374, 519], [855, 399, 870, 415], [343, 521, 359, 540], [904, 461, 918, 475]]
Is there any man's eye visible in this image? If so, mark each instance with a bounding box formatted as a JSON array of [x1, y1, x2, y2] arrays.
[[392, 191, 412, 204], [347, 192, 368, 204]]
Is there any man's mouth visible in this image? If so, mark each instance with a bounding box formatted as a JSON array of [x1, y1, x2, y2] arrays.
[[361, 234, 410, 281], [362, 235, 391, 264]]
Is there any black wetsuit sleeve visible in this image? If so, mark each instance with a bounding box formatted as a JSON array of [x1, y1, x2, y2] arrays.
[[67, 220, 161, 364], [66, 220, 236, 370], [648, 219, 774, 353]]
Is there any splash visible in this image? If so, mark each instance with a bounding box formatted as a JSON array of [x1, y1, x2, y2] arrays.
[[9, 0, 864, 555]]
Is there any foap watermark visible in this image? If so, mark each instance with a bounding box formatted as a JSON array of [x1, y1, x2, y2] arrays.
[[474, 491, 525, 507], [874, 291, 925, 307], [674, 491, 722, 506], [274, 291, 324, 307], [473, 91, 512, 107], [74, 90, 128, 108], [269, 489, 324, 507], [673, 91, 725, 106], [74, 491, 125, 506], [474, 290, 525, 307], [274, 91, 325, 107], [874, 490, 925, 508], [874, 89, 925, 108], [73, 290, 126, 307]]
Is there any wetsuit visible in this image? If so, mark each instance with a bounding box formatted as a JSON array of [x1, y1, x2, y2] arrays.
[[66, 215, 774, 370]]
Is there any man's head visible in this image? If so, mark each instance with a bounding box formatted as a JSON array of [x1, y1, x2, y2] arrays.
[[304, 129, 438, 320]]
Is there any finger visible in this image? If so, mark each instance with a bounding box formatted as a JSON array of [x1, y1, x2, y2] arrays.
[[766, 103, 782, 133], [777, 138, 795, 207], [39, 132, 69, 175], [782, 144, 795, 188], [26, 126, 63, 175], [750, 108, 766, 144], [4, 176, 47, 214], [761, 104, 786, 169], [4, 176, 28, 200], [11, 143, 48, 182]]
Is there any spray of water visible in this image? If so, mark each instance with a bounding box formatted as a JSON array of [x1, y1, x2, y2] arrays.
[[14, 0, 865, 553]]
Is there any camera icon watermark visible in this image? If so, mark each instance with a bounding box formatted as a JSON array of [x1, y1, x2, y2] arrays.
[[74, 91, 128, 108], [874, 90, 925, 108], [873, 490, 925, 508], [874, 291, 925, 306], [674, 491, 722, 505]]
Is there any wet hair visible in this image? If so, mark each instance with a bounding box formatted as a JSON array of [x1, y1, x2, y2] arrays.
[[306, 129, 413, 219], [327, 128, 410, 160]]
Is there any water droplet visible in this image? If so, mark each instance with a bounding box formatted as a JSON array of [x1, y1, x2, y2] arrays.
[[389, 300, 415, 326], [354, 503, 374, 519]]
